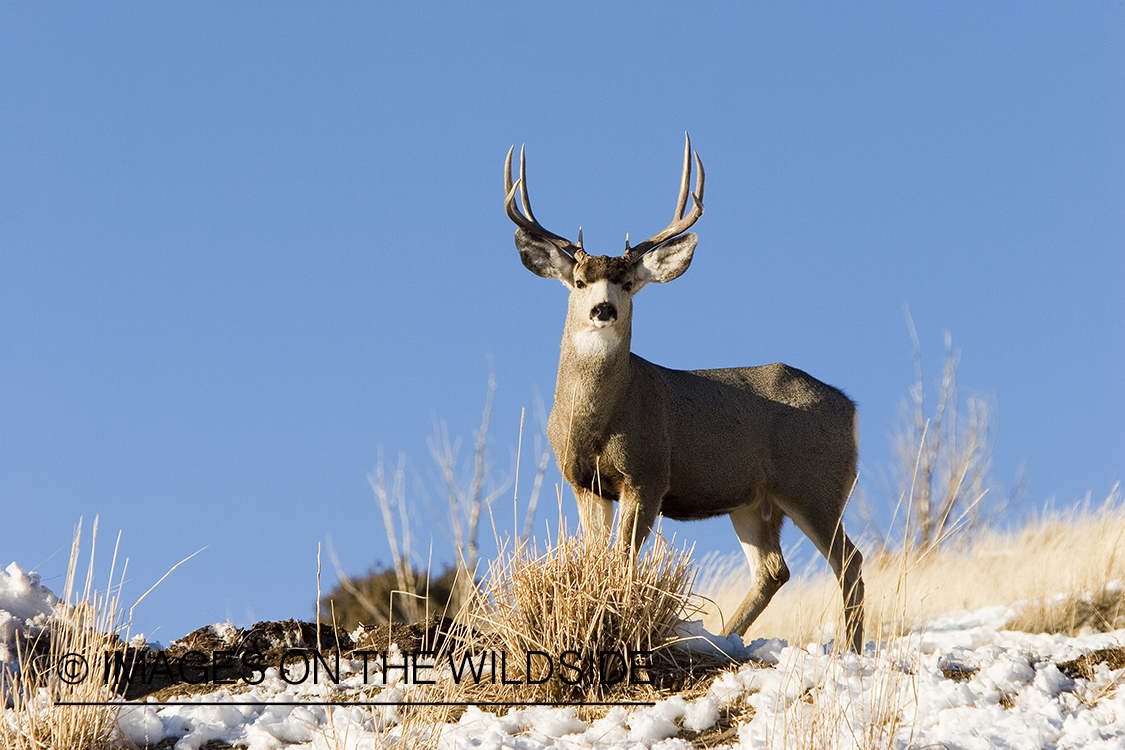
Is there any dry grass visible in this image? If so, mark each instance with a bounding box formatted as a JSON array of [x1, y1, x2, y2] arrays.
[[697, 487, 1125, 644], [444, 524, 704, 717], [1, 519, 124, 750], [1006, 585, 1125, 636], [302, 522, 709, 744]]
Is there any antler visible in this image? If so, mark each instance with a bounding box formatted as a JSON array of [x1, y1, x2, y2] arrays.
[[505, 145, 584, 258], [624, 133, 705, 260]]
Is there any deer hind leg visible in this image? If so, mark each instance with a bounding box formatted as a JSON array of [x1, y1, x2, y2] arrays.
[[575, 486, 614, 544], [790, 509, 865, 653], [723, 493, 789, 638], [836, 532, 865, 653]]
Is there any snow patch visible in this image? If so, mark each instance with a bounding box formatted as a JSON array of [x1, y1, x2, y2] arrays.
[[0, 562, 59, 666]]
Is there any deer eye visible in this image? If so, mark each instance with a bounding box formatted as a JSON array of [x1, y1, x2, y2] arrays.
[[575, 280, 586, 289], [622, 282, 634, 292]]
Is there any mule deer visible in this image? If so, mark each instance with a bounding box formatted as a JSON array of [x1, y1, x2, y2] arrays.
[[504, 135, 865, 651]]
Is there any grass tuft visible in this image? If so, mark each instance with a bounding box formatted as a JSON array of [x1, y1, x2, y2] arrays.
[[445, 525, 705, 717], [1, 519, 123, 750]]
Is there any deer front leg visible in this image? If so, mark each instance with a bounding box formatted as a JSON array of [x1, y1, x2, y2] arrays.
[[575, 486, 614, 544], [616, 485, 662, 552]]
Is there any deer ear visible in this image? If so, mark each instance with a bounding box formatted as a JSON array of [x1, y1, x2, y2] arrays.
[[635, 233, 696, 284], [515, 229, 575, 283]]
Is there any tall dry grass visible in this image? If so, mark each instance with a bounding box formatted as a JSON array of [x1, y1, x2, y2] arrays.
[[445, 522, 702, 716], [1, 519, 124, 750], [697, 487, 1125, 644]]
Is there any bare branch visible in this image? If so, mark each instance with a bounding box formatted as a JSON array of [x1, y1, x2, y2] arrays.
[[890, 320, 1000, 552], [368, 451, 419, 621]]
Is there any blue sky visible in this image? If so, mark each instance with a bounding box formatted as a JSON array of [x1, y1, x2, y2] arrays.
[[2, 3, 1121, 641]]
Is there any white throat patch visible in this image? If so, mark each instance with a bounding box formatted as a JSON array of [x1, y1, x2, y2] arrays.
[[570, 324, 626, 358]]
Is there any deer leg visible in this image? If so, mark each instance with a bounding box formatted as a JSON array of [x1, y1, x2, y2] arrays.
[[616, 487, 661, 551], [723, 497, 788, 638], [829, 530, 865, 653], [790, 511, 865, 652], [575, 486, 613, 543]]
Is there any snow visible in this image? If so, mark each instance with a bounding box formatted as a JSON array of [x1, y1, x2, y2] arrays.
[[0, 562, 58, 665], [3, 562, 1124, 749]]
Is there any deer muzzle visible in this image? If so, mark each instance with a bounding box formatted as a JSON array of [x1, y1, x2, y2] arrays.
[[590, 302, 618, 326]]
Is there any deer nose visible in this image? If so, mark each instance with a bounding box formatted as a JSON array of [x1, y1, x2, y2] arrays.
[[591, 303, 617, 323]]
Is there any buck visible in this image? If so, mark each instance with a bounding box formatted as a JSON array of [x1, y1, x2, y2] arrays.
[[504, 135, 865, 651]]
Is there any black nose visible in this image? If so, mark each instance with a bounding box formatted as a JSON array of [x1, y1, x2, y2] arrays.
[[591, 303, 617, 322]]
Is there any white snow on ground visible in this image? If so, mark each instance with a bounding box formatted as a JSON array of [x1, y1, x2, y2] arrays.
[[3, 562, 1124, 749], [0, 563, 58, 666]]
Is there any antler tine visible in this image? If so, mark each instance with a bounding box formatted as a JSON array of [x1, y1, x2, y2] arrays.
[[504, 145, 580, 255], [518, 145, 537, 225], [673, 132, 692, 223], [692, 150, 705, 208], [625, 134, 705, 259]]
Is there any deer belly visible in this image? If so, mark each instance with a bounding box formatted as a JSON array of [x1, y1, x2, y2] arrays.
[[658, 492, 741, 522]]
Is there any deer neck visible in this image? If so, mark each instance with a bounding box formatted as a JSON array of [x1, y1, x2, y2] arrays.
[[554, 315, 633, 434]]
